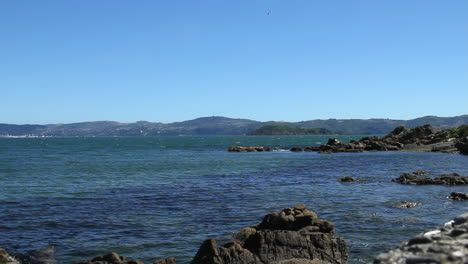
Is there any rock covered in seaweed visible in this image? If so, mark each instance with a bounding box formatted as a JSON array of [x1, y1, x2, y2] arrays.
[[191, 205, 348, 264], [374, 213, 468, 264]]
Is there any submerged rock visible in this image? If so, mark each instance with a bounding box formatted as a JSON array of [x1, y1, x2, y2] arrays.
[[392, 172, 468, 185], [374, 213, 468, 264], [338, 176, 359, 182], [228, 146, 274, 152], [191, 205, 348, 264], [391, 201, 422, 208], [74, 252, 144, 264], [448, 192, 468, 201]]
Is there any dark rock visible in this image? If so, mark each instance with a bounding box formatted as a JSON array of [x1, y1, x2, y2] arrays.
[[327, 138, 341, 145], [303, 146, 320, 152], [191, 205, 348, 264], [392, 172, 468, 185], [455, 137, 468, 155], [338, 176, 359, 182], [290, 147, 304, 152], [374, 213, 468, 264], [434, 173, 468, 185], [228, 146, 273, 152], [311, 124, 457, 154], [74, 252, 144, 264], [448, 192, 468, 201]]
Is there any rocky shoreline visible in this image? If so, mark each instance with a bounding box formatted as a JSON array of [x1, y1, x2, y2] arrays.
[[2, 206, 467, 264], [228, 124, 468, 154], [374, 213, 468, 264]]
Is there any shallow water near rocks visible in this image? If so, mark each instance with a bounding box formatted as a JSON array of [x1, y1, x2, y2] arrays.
[[0, 136, 467, 264]]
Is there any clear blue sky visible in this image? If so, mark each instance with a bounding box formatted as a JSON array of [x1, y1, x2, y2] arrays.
[[1, 0, 467, 124]]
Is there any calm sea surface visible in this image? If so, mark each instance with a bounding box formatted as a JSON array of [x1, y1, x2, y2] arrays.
[[1, 136, 467, 263]]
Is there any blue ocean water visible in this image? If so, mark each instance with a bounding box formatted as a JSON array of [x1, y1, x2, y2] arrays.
[[0, 136, 467, 264]]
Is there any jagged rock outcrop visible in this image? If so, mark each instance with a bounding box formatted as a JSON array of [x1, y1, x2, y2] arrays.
[[316, 124, 453, 153], [74, 252, 144, 264], [374, 213, 468, 264], [392, 171, 468, 185], [449, 192, 468, 201], [228, 146, 273, 152], [305, 124, 464, 154], [191, 205, 348, 264], [228, 124, 467, 154]]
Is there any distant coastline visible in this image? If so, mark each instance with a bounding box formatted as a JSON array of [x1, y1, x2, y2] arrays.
[[0, 115, 467, 137]]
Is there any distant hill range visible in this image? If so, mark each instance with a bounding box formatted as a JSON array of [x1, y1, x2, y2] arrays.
[[0, 115, 467, 137]]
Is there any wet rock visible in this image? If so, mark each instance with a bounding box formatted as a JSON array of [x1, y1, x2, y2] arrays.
[[392, 172, 468, 185], [448, 192, 468, 201], [191, 205, 348, 264], [0, 248, 21, 264], [338, 176, 359, 182], [303, 146, 320, 152], [374, 213, 468, 264], [228, 146, 273, 152], [74, 252, 144, 264], [391, 201, 422, 208]]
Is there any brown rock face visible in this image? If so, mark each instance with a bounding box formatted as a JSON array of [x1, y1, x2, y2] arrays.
[[191, 205, 348, 264]]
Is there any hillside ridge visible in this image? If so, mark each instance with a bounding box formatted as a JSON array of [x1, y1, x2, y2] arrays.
[[1, 115, 467, 137]]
